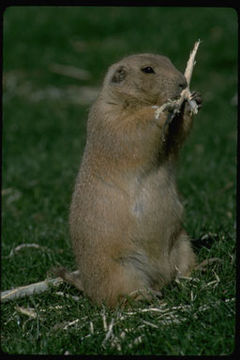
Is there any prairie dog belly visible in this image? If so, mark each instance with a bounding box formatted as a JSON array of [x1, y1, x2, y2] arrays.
[[129, 169, 184, 256]]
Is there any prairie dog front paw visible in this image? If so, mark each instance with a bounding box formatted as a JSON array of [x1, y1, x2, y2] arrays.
[[152, 102, 176, 121], [185, 91, 202, 114]]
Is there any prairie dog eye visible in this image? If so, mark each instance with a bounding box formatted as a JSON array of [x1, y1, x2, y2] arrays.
[[141, 66, 155, 74]]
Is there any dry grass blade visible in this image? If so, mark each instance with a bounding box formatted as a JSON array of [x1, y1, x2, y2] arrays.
[[142, 320, 159, 328], [102, 311, 107, 332], [2, 188, 15, 195], [63, 319, 80, 330], [4, 243, 49, 258], [102, 318, 114, 347], [89, 321, 94, 334], [15, 306, 38, 319], [128, 335, 143, 349], [55, 291, 80, 301]]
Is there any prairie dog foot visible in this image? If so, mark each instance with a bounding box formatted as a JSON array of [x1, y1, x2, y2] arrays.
[[52, 267, 83, 291], [120, 288, 163, 308]]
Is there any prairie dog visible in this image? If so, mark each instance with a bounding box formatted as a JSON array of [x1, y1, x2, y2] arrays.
[[66, 53, 202, 307]]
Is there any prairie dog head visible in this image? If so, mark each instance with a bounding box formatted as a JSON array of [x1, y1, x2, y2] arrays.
[[102, 53, 187, 108]]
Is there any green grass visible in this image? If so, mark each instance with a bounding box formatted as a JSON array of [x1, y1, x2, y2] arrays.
[[1, 6, 237, 355]]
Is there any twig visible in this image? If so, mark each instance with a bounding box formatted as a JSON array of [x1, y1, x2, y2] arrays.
[[181, 39, 201, 114], [1, 269, 80, 303], [155, 39, 201, 120], [184, 40, 201, 85], [1, 277, 63, 303]]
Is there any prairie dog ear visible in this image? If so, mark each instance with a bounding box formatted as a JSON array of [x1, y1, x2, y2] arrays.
[[111, 65, 127, 83]]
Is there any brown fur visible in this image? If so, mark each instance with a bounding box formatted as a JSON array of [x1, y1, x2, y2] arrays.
[[66, 54, 201, 307]]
